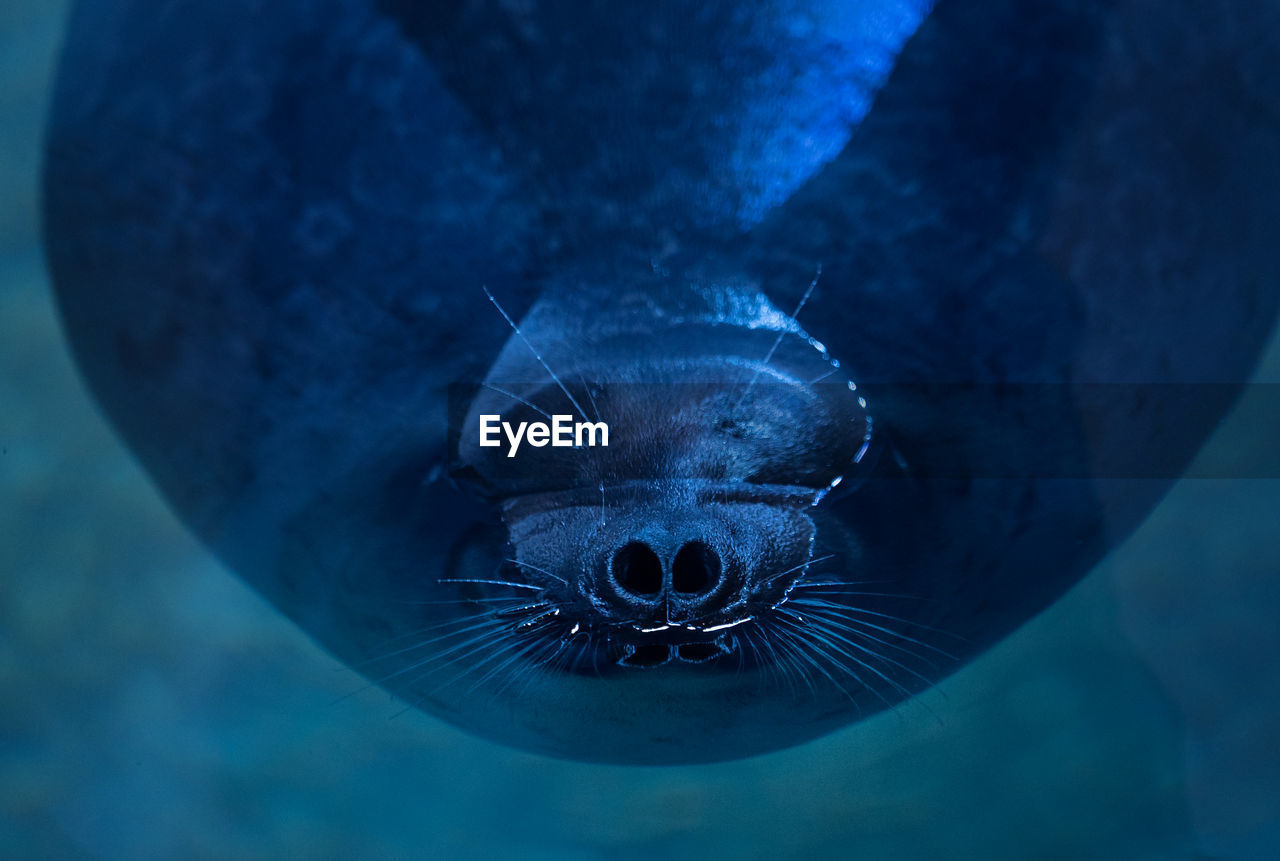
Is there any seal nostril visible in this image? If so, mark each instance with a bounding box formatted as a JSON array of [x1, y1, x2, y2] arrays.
[[672, 541, 721, 595], [611, 541, 663, 597]]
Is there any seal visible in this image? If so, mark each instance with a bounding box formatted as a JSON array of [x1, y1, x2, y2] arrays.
[[43, 0, 1280, 763]]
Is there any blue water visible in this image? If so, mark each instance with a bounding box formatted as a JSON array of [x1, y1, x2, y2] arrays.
[[3, 3, 1279, 858]]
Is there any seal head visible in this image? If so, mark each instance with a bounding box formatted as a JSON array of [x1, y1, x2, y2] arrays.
[[454, 278, 873, 674]]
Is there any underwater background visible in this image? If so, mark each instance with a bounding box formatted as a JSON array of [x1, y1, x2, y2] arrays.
[[3, 2, 1279, 858]]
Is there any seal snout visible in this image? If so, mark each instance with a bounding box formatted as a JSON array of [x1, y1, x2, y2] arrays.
[[598, 532, 744, 669], [608, 539, 725, 609], [497, 483, 819, 674]]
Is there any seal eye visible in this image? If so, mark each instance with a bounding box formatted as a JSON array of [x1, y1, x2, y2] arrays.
[[672, 540, 721, 596], [611, 541, 663, 597]]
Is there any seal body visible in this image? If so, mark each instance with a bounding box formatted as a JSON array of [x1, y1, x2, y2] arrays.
[[44, 0, 1280, 762]]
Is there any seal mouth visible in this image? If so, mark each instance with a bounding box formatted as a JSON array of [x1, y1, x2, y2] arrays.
[[526, 608, 751, 672], [429, 574, 755, 676], [605, 612, 745, 665], [430, 524, 828, 682], [428, 540, 811, 678], [611, 614, 753, 667], [619, 639, 731, 668]]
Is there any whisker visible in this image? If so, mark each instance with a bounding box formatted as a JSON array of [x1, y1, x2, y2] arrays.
[[773, 623, 862, 711], [515, 608, 560, 629], [766, 626, 819, 697], [740, 627, 782, 693], [493, 601, 554, 618], [763, 554, 836, 585], [775, 614, 896, 711], [737, 628, 761, 676], [385, 602, 555, 682], [437, 578, 542, 592], [482, 382, 553, 421], [538, 633, 589, 683], [802, 611, 948, 726], [798, 606, 946, 675], [532, 635, 575, 673], [351, 612, 513, 669], [442, 628, 552, 696], [482, 284, 589, 421], [502, 636, 573, 700], [753, 624, 803, 698], [393, 632, 522, 714], [734, 264, 822, 410], [791, 575, 911, 588], [337, 617, 513, 706], [790, 598, 967, 648], [370, 618, 512, 687], [809, 613, 945, 671], [409, 613, 548, 691], [730, 633, 746, 677], [790, 585, 921, 599], [565, 637, 593, 676], [777, 610, 913, 698], [781, 609, 935, 693], [505, 558, 568, 587]]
